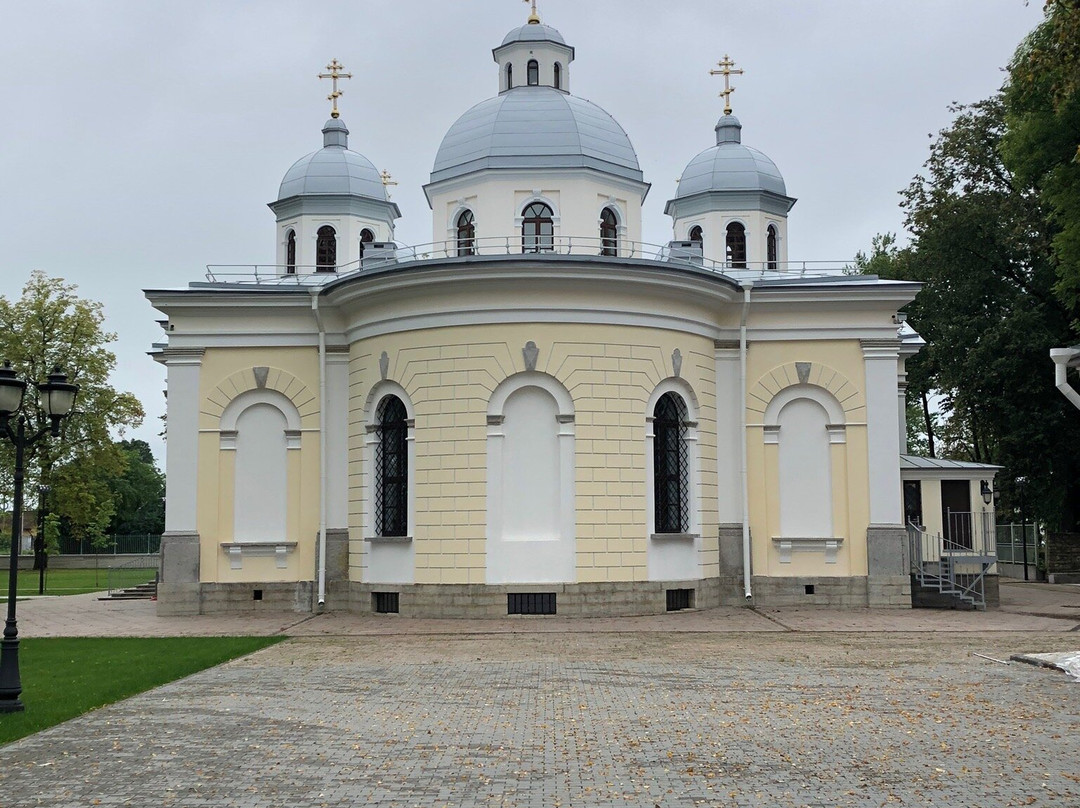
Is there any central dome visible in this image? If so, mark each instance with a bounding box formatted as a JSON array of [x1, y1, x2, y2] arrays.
[[430, 86, 643, 184]]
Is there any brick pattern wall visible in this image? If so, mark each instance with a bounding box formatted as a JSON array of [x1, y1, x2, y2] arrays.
[[1048, 532, 1080, 574]]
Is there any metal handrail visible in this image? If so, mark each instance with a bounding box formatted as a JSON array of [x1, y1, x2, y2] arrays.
[[204, 236, 855, 285]]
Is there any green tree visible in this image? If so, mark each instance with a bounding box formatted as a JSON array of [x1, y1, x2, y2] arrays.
[[860, 98, 1080, 530], [0, 272, 144, 546], [107, 440, 165, 536], [1002, 0, 1080, 320]]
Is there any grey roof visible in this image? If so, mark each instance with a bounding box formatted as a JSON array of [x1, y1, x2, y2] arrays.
[[429, 87, 643, 185], [277, 118, 388, 202], [900, 455, 1003, 471], [500, 22, 566, 46], [675, 115, 787, 198]]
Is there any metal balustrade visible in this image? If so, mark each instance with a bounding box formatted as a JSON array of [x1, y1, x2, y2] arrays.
[[203, 236, 854, 285], [908, 511, 997, 609]]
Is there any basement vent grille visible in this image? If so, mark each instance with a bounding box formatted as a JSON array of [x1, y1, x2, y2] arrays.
[[373, 592, 400, 614], [507, 593, 557, 615], [666, 588, 693, 611]]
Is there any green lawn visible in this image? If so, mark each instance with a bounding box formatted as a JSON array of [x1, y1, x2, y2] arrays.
[[0, 636, 285, 745], [6, 567, 155, 597]]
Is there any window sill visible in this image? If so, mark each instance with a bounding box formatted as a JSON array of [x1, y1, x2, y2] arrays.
[[650, 533, 698, 541], [366, 535, 413, 544], [220, 542, 297, 570]]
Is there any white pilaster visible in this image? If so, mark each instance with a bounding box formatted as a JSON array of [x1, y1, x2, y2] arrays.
[[862, 340, 903, 524], [162, 348, 204, 533], [714, 340, 743, 522], [325, 349, 350, 528]]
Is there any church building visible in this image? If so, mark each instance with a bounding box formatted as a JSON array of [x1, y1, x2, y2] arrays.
[[147, 8, 964, 617]]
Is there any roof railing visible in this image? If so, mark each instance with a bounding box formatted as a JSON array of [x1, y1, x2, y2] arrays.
[[204, 236, 854, 285]]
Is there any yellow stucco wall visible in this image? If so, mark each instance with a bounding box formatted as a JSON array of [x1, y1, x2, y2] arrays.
[[195, 347, 322, 583], [349, 323, 719, 585], [745, 340, 871, 577]]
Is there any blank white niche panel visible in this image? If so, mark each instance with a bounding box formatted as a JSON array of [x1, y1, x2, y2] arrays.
[[233, 403, 288, 543]]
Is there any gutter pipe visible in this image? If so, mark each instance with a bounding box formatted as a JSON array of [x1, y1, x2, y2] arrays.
[[740, 281, 753, 601], [1051, 347, 1080, 412]]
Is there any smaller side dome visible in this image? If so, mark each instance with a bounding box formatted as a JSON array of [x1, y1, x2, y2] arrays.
[[277, 118, 388, 202], [501, 23, 566, 46], [674, 115, 787, 198]]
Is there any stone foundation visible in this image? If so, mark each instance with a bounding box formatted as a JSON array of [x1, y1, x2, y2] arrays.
[[748, 575, 911, 608], [192, 581, 315, 614], [157, 532, 201, 616]]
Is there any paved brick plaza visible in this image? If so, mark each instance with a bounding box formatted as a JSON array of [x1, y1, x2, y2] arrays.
[[1, 618, 1078, 807]]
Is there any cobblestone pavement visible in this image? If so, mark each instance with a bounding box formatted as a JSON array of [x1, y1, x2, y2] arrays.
[[2, 630, 1078, 808]]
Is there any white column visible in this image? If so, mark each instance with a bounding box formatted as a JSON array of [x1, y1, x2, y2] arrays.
[[162, 348, 204, 533], [714, 340, 743, 522], [862, 340, 903, 524]]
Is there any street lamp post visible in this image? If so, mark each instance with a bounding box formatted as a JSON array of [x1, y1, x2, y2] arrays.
[[1016, 475, 1028, 582], [0, 362, 78, 713]]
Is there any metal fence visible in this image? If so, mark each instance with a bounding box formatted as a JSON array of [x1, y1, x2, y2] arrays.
[[995, 523, 1038, 566], [57, 534, 161, 555]]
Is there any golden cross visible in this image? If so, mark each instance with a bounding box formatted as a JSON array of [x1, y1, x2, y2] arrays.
[[709, 55, 744, 115], [522, 0, 540, 24], [380, 169, 397, 188], [318, 58, 353, 119]]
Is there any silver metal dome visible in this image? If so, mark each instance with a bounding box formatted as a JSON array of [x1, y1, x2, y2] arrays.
[[430, 87, 643, 184], [501, 22, 566, 46], [675, 115, 787, 198], [277, 118, 388, 201]]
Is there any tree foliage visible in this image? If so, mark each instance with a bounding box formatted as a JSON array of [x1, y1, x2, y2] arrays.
[[1002, 0, 1080, 321], [858, 96, 1080, 530], [0, 272, 144, 543]]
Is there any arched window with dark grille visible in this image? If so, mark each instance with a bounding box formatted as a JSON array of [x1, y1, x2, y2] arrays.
[[600, 207, 618, 256], [522, 202, 554, 253], [553, 62, 562, 89], [653, 392, 689, 534], [726, 221, 746, 269], [689, 225, 703, 248], [456, 210, 476, 256], [767, 224, 778, 270], [506, 63, 513, 90], [376, 395, 408, 537], [316, 225, 337, 271], [286, 229, 296, 274], [359, 228, 375, 260], [527, 59, 539, 86]]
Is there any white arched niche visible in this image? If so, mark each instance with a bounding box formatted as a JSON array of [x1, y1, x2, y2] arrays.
[[220, 390, 302, 545], [486, 371, 575, 584], [361, 381, 416, 584], [764, 385, 846, 563], [645, 378, 702, 581]]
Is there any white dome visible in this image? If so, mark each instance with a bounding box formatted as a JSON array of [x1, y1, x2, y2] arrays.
[[675, 115, 787, 198], [500, 22, 566, 46], [277, 119, 388, 202], [430, 87, 642, 184]]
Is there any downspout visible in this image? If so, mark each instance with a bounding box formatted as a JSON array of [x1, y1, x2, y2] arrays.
[[311, 292, 328, 608], [740, 281, 753, 601], [1051, 348, 1080, 411]]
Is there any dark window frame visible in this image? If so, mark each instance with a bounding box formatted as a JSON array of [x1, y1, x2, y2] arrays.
[[286, 229, 296, 274], [600, 207, 618, 256], [766, 224, 778, 270], [726, 222, 747, 269], [359, 228, 375, 260], [521, 202, 554, 253], [506, 63, 513, 89], [689, 225, 703, 247], [527, 59, 539, 86], [553, 62, 561, 89], [653, 392, 690, 534], [375, 396, 409, 537], [316, 225, 337, 272], [456, 210, 476, 256]]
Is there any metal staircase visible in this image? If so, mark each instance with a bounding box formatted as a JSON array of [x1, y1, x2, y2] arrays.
[[908, 513, 996, 610]]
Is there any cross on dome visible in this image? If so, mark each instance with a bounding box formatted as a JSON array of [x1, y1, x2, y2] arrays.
[[380, 169, 398, 197], [318, 58, 353, 119], [710, 55, 744, 115], [522, 0, 541, 24]]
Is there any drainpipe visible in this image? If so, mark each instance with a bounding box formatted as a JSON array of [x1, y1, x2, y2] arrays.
[[740, 281, 753, 601], [1051, 347, 1080, 411], [311, 292, 328, 608]]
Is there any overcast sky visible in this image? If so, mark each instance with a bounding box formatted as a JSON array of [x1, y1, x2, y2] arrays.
[[0, 0, 1045, 462]]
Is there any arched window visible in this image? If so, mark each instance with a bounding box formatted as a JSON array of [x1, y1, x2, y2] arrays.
[[689, 226, 703, 247], [316, 225, 337, 271], [726, 222, 747, 269], [599, 207, 618, 256], [506, 63, 513, 90], [359, 228, 375, 259], [456, 210, 476, 256], [527, 59, 539, 86], [553, 62, 562, 90], [653, 392, 689, 534], [522, 202, 554, 253], [286, 229, 296, 274], [767, 224, 778, 270], [376, 395, 408, 537]]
